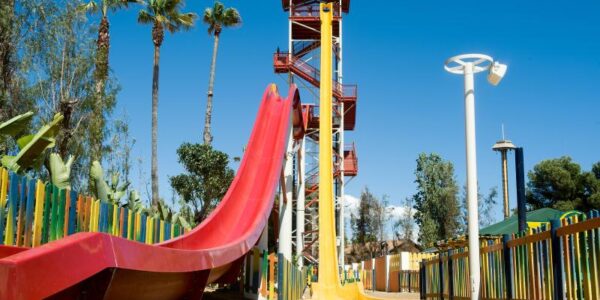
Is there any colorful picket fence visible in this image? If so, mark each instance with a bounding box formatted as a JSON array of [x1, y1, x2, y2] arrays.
[[242, 248, 308, 300], [360, 252, 432, 293], [0, 168, 185, 248], [421, 211, 600, 299], [342, 265, 360, 284]]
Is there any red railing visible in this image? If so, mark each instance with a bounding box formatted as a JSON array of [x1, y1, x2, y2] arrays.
[[343, 143, 358, 176], [293, 41, 320, 58], [274, 53, 358, 101]]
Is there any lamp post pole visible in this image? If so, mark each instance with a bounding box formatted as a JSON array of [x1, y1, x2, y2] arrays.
[[463, 61, 481, 300], [445, 53, 506, 300]]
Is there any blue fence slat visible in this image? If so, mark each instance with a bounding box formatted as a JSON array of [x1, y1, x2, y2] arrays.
[[122, 208, 129, 239], [67, 190, 77, 235], [165, 223, 171, 240], [140, 214, 147, 242]]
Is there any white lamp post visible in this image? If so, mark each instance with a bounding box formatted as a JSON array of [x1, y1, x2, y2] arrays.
[[444, 54, 507, 300]]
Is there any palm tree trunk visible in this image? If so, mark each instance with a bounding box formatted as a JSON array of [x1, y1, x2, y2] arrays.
[[89, 15, 110, 193], [204, 32, 220, 145], [151, 23, 163, 206]]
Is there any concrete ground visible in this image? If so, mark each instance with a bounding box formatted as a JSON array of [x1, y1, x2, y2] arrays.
[[364, 291, 420, 300], [302, 288, 419, 300], [203, 288, 420, 300]]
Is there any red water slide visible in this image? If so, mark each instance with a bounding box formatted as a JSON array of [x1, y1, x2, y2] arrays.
[[0, 84, 301, 300]]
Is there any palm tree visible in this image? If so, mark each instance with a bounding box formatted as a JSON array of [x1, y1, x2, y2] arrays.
[[202, 1, 241, 145], [81, 0, 138, 193], [137, 0, 196, 205]]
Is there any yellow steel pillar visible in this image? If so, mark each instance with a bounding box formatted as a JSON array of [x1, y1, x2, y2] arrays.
[[314, 3, 381, 300], [316, 2, 338, 298]]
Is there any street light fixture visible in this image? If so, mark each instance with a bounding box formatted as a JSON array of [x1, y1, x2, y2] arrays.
[[444, 53, 507, 300]]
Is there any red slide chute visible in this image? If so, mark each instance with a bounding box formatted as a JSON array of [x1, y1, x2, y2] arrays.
[[0, 84, 298, 299]]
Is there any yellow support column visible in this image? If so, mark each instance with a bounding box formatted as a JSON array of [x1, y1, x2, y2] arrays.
[[314, 2, 338, 299], [313, 4, 381, 300]]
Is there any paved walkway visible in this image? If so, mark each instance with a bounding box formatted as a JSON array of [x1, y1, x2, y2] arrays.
[[203, 288, 420, 299], [303, 288, 419, 300], [364, 291, 420, 299]]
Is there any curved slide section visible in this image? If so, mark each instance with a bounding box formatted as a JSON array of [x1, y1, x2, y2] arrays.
[[0, 84, 298, 300]]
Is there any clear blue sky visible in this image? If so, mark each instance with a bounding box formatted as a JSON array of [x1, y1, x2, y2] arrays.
[[106, 1, 600, 222]]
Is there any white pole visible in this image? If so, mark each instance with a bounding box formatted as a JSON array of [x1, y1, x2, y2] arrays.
[[278, 126, 294, 261], [296, 138, 306, 267], [463, 62, 480, 300]]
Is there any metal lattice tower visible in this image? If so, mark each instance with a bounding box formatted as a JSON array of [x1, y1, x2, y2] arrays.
[[274, 0, 357, 267]]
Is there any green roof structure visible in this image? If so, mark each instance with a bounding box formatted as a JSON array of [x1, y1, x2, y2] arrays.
[[480, 208, 580, 236]]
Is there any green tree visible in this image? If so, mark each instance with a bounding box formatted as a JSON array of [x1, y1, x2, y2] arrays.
[[0, 0, 36, 144], [592, 162, 600, 181], [394, 197, 415, 241], [22, 1, 119, 189], [202, 1, 241, 144], [526, 156, 600, 211], [81, 0, 138, 170], [107, 112, 135, 187], [459, 185, 498, 233], [350, 187, 384, 259], [137, 0, 196, 205], [169, 143, 234, 223], [0, 0, 16, 114], [412, 153, 460, 246]]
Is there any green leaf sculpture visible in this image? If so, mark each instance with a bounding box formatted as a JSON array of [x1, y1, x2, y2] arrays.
[[1, 113, 64, 173], [49, 153, 74, 189], [0, 111, 34, 137]]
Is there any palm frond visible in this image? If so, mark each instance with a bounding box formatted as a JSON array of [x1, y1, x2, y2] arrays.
[[222, 8, 241, 27], [107, 0, 142, 12], [202, 2, 241, 35], [137, 9, 155, 24], [79, 1, 99, 14], [203, 7, 213, 25], [213, 2, 224, 20]]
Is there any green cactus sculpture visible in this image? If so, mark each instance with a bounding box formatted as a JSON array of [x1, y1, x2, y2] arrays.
[[90, 161, 130, 204]]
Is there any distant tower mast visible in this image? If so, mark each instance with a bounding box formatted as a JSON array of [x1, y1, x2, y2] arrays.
[[492, 125, 516, 219]]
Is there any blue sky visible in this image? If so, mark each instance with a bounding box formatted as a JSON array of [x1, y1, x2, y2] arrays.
[[105, 1, 600, 224]]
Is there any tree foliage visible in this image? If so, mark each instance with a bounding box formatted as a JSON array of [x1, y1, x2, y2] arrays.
[[203, 1, 241, 36], [3, 0, 119, 190], [80, 0, 138, 177], [459, 185, 498, 233], [394, 197, 415, 241], [170, 143, 234, 223], [527, 156, 600, 212], [412, 153, 460, 246], [350, 187, 390, 259]]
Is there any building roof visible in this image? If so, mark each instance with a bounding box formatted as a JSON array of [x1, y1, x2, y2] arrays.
[[480, 208, 580, 235]]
